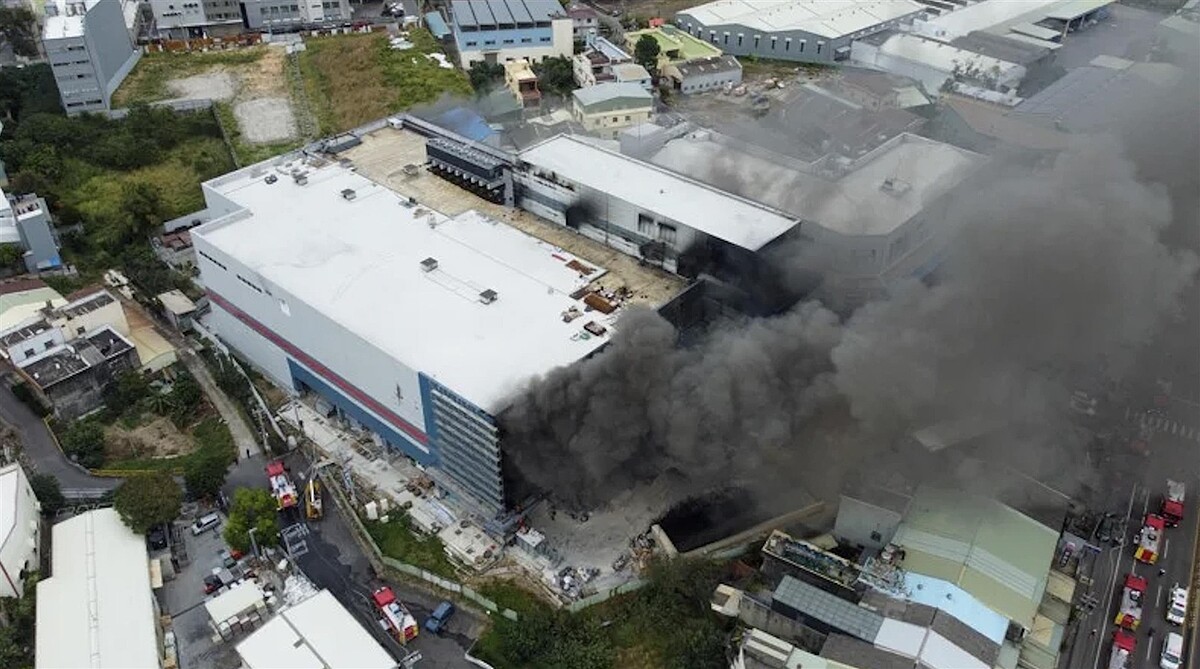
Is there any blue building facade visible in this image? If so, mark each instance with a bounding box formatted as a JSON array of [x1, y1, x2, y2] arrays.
[[449, 0, 571, 67]]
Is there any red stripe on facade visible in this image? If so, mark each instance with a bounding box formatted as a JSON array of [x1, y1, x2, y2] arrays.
[[207, 291, 429, 445]]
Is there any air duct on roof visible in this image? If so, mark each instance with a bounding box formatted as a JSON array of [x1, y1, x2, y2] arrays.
[[420, 257, 438, 272], [479, 289, 498, 304], [341, 188, 357, 201]]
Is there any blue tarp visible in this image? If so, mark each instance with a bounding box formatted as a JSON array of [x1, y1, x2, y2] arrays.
[[425, 11, 451, 39], [434, 107, 495, 142]]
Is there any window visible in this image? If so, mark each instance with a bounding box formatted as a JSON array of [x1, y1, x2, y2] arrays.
[[484, 39, 495, 45], [785, 37, 791, 51], [45, 341, 54, 350], [771, 36, 777, 50], [76, 326, 85, 335], [709, 30, 716, 43], [520, 37, 531, 43], [502, 39, 514, 44], [625, 115, 630, 120], [816, 41, 823, 54], [658, 223, 677, 245], [612, 116, 619, 122], [637, 214, 654, 235], [23, 349, 32, 358], [722, 32, 728, 45], [737, 33, 743, 46], [754, 34, 760, 48], [539, 36, 550, 42], [799, 40, 806, 52], [466, 40, 477, 46]]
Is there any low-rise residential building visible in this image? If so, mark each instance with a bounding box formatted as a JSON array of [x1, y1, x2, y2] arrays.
[[0, 463, 39, 599], [35, 508, 162, 669], [449, 0, 572, 68], [504, 58, 541, 108], [565, 2, 598, 41], [612, 62, 652, 90], [663, 54, 743, 94], [0, 190, 62, 273], [0, 279, 66, 332], [42, 0, 141, 114], [572, 34, 632, 87], [157, 289, 197, 331], [571, 82, 653, 138], [625, 25, 723, 72]]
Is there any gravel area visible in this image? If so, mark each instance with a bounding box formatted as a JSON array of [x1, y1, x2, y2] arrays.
[[233, 97, 298, 143], [168, 71, 237, 101]]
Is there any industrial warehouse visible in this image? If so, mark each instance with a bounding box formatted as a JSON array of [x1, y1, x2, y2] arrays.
[[191, 145, 627, 521]]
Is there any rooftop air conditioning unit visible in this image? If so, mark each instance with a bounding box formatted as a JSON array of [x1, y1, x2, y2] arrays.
[[265, 174, 278, 184], [478, 289, 498, 304], [292, 171, 308, 185], [341, 188, 357, 201], [420, 257, 438, 272]]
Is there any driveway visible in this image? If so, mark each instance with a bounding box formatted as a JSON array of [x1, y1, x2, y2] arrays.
[[0, 380, 118, 495], [179, 349, 263, 462]]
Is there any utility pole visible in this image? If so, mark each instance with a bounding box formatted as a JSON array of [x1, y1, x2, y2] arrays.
[[248, 527, 260, 561]]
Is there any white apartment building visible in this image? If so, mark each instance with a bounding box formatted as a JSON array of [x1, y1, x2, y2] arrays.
[[42, 0, 141, 114], [0, 464, 39, 599]]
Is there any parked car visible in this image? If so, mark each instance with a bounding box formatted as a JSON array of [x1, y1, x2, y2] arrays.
[[1097, 514, 1116, 544], [1160, 632, 1183, 669], [424, 601, 455, 634], [146, 524, 169, 551], [191, 513, 221, 536]]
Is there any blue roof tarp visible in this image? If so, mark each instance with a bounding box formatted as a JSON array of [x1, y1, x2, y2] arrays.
[[434, 107, 495, 142], [425, 11, 451, 39]]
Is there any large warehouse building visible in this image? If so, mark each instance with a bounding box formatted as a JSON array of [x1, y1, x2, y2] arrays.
[[192, 152, 618, 517], [675, 0, 925, 63]]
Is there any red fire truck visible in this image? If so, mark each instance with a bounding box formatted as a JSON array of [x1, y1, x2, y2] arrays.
[[266, 460, 298, 510], [1113, 573, 1146, 630], [1108, 629, 1135, 669], [1162, 480, 1185, 527], [372, 587, 419, 643], [1134, 514, 1165, 564]]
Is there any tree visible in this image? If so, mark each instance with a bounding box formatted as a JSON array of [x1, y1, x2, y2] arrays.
[[184, 450, 229, 500], [106, 370, 151, 411], [28, 473, 64, 515], [60, 421, 106, 469], [468, 61, 506, 91], [535, 56, 575, 97], [0, 7, 38, 58], [113, 471, 182, 534], [634, 34, 662, 75], [0, 574, 36, 668], [224, 488, 280, 554], [0, 244, 23, 269], [167, 374, 202, 426]]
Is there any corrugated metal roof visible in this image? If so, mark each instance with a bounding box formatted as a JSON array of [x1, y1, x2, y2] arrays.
[[773, 576, 883, 641]]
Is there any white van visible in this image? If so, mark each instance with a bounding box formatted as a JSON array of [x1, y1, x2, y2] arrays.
[[1161, 632, 1183, 669], [191, 513, 221, 536]]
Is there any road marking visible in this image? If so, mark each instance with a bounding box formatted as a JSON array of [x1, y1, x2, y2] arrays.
[[1147, 639, 1154, 662], [1165, 538, 1171, 561], [1095, 484, 1143, 669], [1158, 584, 1164, 608], [1173, 422, 1181, 435], [1126, 407, 1132, 420]]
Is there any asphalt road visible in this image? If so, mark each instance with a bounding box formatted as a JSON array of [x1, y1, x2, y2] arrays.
[[0, 380, 118, 494], [222, 450, 484, 669]]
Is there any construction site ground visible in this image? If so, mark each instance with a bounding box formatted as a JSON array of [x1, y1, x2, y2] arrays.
[[340, 128, 686, 308]]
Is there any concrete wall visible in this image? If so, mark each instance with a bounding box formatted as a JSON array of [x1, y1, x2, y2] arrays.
[[40, 346, 137, 420], [671, 63, 742, 94], [0, 465, 39, 599], [833, 495, 903, 551], [572, 100, 652, 138], [6, 328, 65, 365]]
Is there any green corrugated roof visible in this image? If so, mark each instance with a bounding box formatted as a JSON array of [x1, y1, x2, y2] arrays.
[[893, 486, 1059, 627]]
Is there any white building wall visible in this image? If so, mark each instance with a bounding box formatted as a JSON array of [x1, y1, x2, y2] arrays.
[[0, 464, 40, 598], [193, 229, 434, 459], [5, 327, 66, 364], [457, 17, 573, 67]]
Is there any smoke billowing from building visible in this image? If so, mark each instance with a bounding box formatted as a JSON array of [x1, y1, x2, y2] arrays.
[[501, 88, 1199, 511]]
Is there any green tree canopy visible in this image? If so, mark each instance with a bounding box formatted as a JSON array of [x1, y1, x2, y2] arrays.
[[184, 450, 230, 501], [113, 471, 182, 534], [29, 473, 65, 515], [634, 34, 662, 75], [224, 488, 280, 554], [468, 61, 506, 91], [535, 56, 575, 97], [106, 370, 151, 411], [0, 7, 38, 58], [60, 421, 106, 469]]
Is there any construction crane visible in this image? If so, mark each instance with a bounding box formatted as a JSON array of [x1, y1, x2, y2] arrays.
[[305, 476, 323, 521]]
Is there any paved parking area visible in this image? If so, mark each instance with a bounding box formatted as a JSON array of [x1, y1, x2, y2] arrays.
[[158, 511, 244, 669]]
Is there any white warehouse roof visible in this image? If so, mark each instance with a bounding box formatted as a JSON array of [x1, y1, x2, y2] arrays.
[[196, 156, 614, 413], [875, 32, 1024, 78], [680, 0, 925, 39], [916, 0, 1113, 41], [35, 508, 159, 669], [519, 134, 799, 250], [236, 589, 394, 669]]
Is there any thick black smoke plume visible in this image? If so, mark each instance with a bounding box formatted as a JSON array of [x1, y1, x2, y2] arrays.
[[502, 83, 1199, 510]]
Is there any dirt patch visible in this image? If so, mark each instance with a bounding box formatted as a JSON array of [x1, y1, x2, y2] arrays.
[[234, 97, 297, 143], [240, 46, 290, 98], [105, 416, 194, 460], [168, 71, 237, 101]]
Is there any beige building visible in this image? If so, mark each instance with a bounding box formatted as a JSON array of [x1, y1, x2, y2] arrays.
[[504, 59, 541, 108], [571, 82, 653, 138]]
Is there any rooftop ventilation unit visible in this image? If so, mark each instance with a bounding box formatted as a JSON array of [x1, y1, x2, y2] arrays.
[[341, 188, 357, 201], [880, 177, 911, 196], [293, 173, 308, 186], [265, 174, 278, 185], [420, 257, 438, 272], [479, 289, 498, 304]]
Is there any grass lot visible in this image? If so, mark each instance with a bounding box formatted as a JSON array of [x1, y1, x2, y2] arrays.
[[472, 559, 731, 669], [298, 29, 471, 135], [112, 48, 267, 106], [102, 416, 236, 472], [478, 581, 553, 616], [363, 516, 458, 579], [213, 101, 302, 166]]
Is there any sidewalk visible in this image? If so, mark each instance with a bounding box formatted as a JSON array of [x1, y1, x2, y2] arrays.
[[181, 350, 262, 461]]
